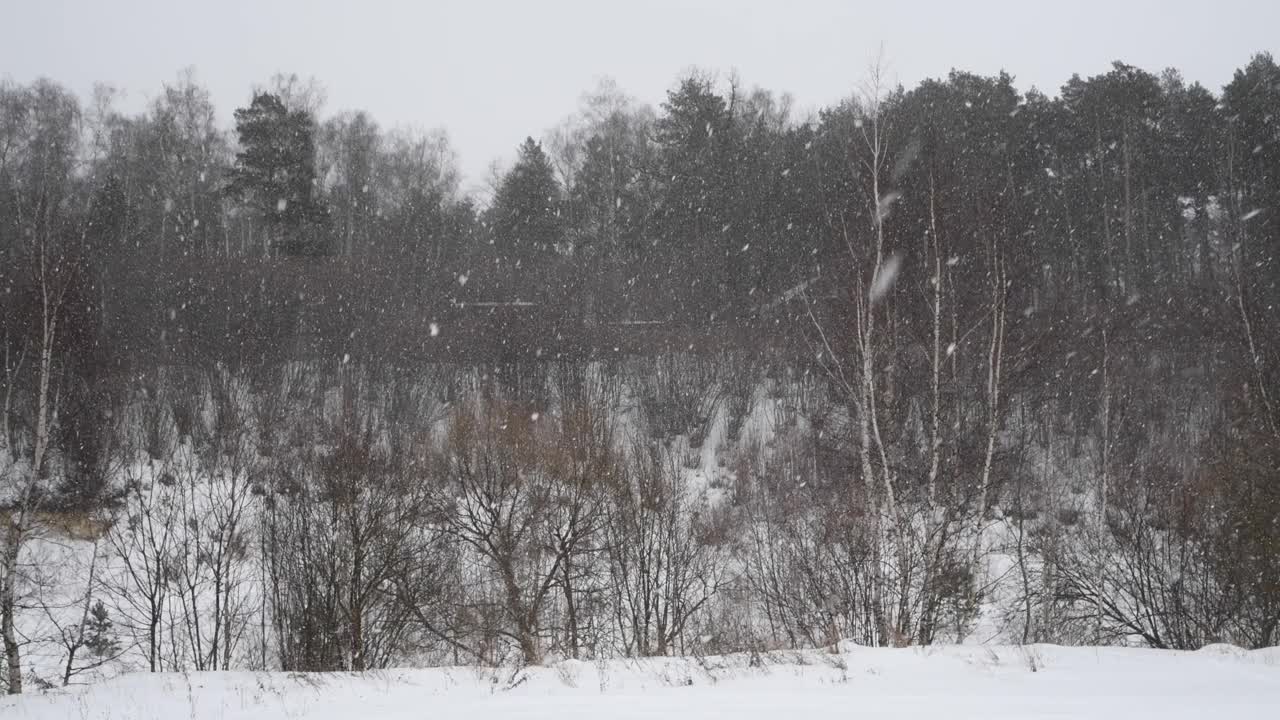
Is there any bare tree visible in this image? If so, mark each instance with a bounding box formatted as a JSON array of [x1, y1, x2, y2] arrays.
[[168, 379, 255, 671], [260, 361, 446, 671], [435, 394, 619, 665], [605, 436, 725, 656], [35, 538, 125, 686], [542, 363, 622, 659], [106, 460, 176, 673], [1, 79, 82, 694]]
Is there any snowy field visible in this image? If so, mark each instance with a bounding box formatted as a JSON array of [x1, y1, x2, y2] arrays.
[[3, 644, 1278, 719]]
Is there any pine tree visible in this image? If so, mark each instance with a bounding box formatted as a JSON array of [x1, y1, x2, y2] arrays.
[[654, 76, 735, 319], [227, 92, 327, 255], [489, 138, 563, 294]]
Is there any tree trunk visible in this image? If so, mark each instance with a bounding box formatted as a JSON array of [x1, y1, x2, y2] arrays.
[[2, 608, 19, 693], [350, 540, 364, 671], [561, 554, 579, 660], [2, 519, 22, 694]]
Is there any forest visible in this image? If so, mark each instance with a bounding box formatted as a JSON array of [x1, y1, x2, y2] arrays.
[[0, 52, 1278, 692]]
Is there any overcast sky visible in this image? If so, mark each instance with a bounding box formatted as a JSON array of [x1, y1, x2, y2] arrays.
[[4, 0, 1277, 191]]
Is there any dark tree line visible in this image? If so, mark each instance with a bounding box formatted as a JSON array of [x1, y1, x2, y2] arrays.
[[2, 55, 1279, 689]]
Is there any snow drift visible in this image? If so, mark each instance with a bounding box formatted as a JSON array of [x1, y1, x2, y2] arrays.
[[3, 644, 1278, 719]]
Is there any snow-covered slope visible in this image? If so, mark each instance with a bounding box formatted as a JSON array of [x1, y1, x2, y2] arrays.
[[4, 644, 1278, 719]]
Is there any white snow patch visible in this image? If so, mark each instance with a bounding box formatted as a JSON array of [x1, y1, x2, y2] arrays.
[[4, 645, 1278, 720]]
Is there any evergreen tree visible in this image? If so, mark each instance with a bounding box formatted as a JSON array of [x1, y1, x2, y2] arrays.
[[227, 92, 327, 255], [488, 138, 563, 295], [54, 175, 129, 507], [654, 76, 735, 319], [1223, 52, 1280, 278]]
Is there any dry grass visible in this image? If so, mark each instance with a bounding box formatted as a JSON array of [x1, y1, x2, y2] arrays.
[[0, 510, 113, 541]]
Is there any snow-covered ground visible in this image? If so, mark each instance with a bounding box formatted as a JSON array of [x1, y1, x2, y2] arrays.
[[4, 644, 1278, 719]]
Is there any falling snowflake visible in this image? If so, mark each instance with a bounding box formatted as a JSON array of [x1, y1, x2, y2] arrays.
[[876, 192, 901, 221], [870, 254, 902, 302]]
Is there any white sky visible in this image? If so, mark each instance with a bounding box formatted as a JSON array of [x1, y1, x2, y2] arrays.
[[4, 0, 1277, 192]]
